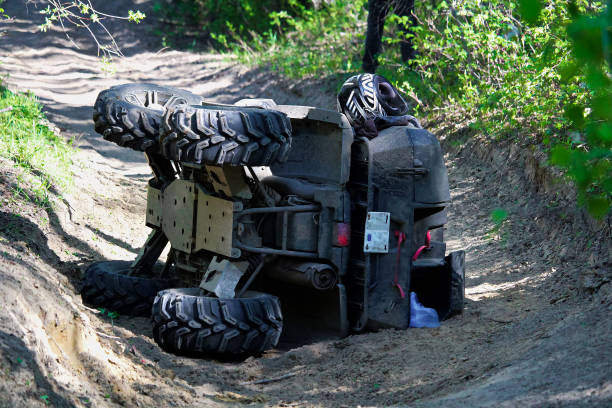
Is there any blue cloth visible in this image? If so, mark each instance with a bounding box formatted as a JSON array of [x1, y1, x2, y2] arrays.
[[409, 292, 440, 328]]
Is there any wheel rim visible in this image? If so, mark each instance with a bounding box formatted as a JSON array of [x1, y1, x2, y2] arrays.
[[125, 90, 188, 113]]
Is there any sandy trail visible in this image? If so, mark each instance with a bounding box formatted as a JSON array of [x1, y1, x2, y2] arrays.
[[0, 1, 611, 407]]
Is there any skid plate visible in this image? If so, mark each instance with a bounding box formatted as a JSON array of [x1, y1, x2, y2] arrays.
[[161, 180, 197, 253], [195, 190, 234, 257], [145, 185, 162, 228]]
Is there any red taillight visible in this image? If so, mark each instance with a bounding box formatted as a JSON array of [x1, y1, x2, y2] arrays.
[[334, 223, 350, 247]]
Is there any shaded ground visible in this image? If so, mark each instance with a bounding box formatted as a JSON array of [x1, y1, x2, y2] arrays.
[[0, 1, 611, 407]]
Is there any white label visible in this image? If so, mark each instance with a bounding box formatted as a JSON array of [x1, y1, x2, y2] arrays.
[[363, 212, 390, 253]]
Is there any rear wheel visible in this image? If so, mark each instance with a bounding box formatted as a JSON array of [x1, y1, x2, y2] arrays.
[[151, 288, 283, 356], [93, 83, 205, 151]]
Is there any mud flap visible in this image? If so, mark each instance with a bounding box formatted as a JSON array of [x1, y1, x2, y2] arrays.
[[410, 250, 465, 321], [447, 250, 466, 318]]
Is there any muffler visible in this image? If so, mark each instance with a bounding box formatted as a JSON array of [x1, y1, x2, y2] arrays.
[[264, 260, 337, 290]]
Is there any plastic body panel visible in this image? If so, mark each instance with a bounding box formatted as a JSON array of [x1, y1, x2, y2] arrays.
[[346, 126, 452, 331]]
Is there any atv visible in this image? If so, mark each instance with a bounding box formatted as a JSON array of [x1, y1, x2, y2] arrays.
[[81, 78, 465, 356]]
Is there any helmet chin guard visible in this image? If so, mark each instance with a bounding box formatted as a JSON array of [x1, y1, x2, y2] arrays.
[[337, 73, 410, 127]]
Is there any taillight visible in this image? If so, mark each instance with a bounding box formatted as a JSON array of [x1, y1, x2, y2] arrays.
[[334, 223, 350, 247]]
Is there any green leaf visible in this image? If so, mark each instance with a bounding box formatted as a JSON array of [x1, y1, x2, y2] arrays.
[[591, 93, 612, 119], [559, 62, 580, 84], [568, 16, 603, 63], [567, 1, 579, 18], [518, 0, 543, 25], [550, 145, 572, 167], [128, 10, 146, 24], [586, 195, 611, 218], [565, 104, 585, 128], [602, 176, 612, 194], [491, 208, 508, 225], [587, 122, 612, 145]]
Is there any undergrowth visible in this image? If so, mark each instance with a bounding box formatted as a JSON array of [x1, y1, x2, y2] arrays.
[[0, 83, 73, 207]]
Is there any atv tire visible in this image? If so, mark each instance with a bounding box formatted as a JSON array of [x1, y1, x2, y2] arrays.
[[81, 261, 175, 317], [160, 104, 292, 166], [152, 288, 283, 356], [93, 83, 205, 152]]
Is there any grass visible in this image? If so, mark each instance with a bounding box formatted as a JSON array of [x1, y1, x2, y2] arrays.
[[0, 82, 73, 207]]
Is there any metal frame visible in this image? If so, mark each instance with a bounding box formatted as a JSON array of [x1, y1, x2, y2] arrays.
[[234, 204, 321, 257]]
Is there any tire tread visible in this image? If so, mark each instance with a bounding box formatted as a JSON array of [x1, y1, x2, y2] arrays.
[[152, 289, 282, 356]]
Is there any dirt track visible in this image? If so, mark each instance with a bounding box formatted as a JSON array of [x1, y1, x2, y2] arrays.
[[0, 1, 611, 407]]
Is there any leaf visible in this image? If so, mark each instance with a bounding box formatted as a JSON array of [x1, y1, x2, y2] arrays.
[[518, 0, 543, 25], [565, 104, 585, 128], [128, 10, 146, 24], [587, 122, 612, 145], [491, 208, 508, 225], [567, 1, 579, 18], [550, 145, 572, 167], [567, 16, 603, 63], [586, 195, 611, 218]]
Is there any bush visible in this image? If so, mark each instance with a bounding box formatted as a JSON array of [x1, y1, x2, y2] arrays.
[[218, 0, 368, 76], [153, 0, 311, 46]]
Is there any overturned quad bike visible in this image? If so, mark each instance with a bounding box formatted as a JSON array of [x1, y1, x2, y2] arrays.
[[81, 81, 465, 356]]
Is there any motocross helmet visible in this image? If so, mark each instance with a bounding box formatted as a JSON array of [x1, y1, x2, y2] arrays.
[[337, 73, 410, 127]]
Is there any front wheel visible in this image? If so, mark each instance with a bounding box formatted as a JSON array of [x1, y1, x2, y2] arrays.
[[152, 288, 283, 356]]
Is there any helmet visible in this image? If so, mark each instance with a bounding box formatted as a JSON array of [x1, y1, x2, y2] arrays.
[[337, 73, 410, 127]]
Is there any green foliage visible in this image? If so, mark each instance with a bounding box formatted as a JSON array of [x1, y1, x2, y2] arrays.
[[222, 0, 368, 76], [212, 0, 609, 218], [38, 1, 146, 57], [0, 1, 6, 19], [519, 0, 543, 25], [153, 0, 310, 47], [523, 0, 611, 218], [0, 83, 73, 207], [491, 208, 509, 225], [487, 208, 509, 241], [97, 308, 120, 320], [128, 10, 146, 23]]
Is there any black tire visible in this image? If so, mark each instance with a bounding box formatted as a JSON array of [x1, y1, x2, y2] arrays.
[[81, 261, 175, 317], [448, 251, 465, 317], [152, 288, 283, 356], [159, 104, 292, 166], [93, 83, 205, 151]]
